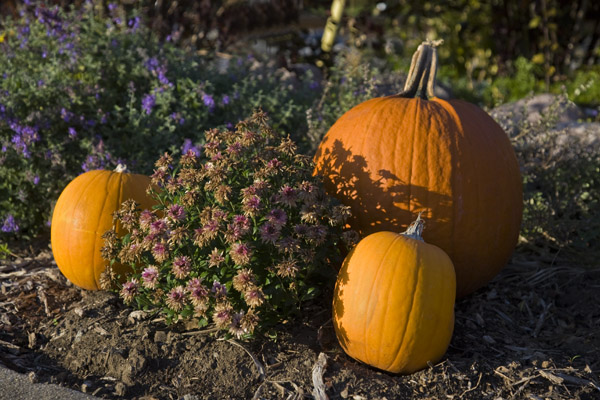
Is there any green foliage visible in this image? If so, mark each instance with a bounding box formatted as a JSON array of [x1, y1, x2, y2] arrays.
[[306, 48, 393, 152], [0, 3, 317, 240], [502, 95, 600, 264], [102, 112, 358, 336]]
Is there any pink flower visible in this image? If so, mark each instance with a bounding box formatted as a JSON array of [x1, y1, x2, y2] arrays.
[[242, 195, 261, 216], [172, 256, 191, 279], [151, 241, 169, 263], [120, 279, 139, 303], [277, 185, 297, 207], [267, 208, 287, 227], [150, 219, 168, 234], [232, 268, 255, 292], [212, 302, 233, 329], [266, 158, 282, 170], [243, 287, 265, 308], [167, 204, 186, 221], [229, 312, 246, 339], [141, 266, 159, 289], [260, 222, 280, 244], [230, 242, 252, 266], [276, 259, 299, 278], [208, 247, 225, 268], [165, 285, 186, 311], [139, 209, 155, 230], [187, 278, 209, 307]]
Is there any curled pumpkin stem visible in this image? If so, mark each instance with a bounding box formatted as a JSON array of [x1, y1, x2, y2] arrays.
[[402, 212, 425, 241], [398, 40, 443, 100]]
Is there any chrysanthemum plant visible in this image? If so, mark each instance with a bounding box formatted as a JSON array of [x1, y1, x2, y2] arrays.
[[101, 111, 358, 338]]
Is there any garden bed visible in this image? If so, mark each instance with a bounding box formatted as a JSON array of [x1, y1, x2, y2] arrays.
[[1, 247, 599, 399]]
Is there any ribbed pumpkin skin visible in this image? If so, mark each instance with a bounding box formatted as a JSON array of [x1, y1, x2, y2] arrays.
[[333, 231, 456, 374], [51, 170, 154, 290], [314, 96, 523, 298]]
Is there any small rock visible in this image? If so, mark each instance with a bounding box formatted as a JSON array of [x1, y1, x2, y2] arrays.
[[340, 386, 349, 398], [73, 307, 86, 318], [81, 381, 94, 393], [27, 371, 38, 383], [483, 335, 496, 344], [127, 310, 146, 324], [154, 331, 167, 343], [114, 382, 127, 396]]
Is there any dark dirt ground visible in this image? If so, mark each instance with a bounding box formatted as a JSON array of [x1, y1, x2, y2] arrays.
[[1, 245, 599, 400]]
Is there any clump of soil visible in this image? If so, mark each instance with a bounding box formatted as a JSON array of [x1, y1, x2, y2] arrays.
[[1, 248, 599, 399]]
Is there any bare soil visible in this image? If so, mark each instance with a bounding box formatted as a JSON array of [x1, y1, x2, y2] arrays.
[[1, 247, 599, 400]]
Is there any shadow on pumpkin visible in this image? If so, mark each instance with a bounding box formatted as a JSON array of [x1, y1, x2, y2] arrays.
[[316, 136, 452, 350]]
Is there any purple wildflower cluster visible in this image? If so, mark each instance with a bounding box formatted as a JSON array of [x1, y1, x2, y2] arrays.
[[102, 111, 358, 336]]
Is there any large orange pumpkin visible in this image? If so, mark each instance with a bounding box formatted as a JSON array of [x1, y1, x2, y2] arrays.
[[51, 167, 155, 290], [333, 216, 456, 374], [314, 40, 523, 298]]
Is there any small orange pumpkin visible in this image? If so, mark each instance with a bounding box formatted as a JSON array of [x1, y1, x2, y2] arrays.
[[51, 166, 155, 290], [333, 215, 455, 374], [314, 40, 523, 298]]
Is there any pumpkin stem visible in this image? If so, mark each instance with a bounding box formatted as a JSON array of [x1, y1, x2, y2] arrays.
[[402, 212, 425, 241], [114, 164, 128, 173], [397, 39, 443, 100]]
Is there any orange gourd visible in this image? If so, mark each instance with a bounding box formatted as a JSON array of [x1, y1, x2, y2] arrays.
[[314, 40, 523, 298], [333, 215, 456, 374], [51, 166, 155, 290]]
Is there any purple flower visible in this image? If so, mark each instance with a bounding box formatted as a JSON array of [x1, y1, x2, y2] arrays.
[[33, 175, 40, 185], [221, 95, 230, 105], [1, 215, 19, 233], [182, 138, 200, 156], [142, 93, 155, 115], [108, 3, 117, 12], [128, 16, 140, 32], [68, 127, 77, 137], [211, 281, 228, 298], [61, 108, 73, 122], [202, 93, 215, 111]]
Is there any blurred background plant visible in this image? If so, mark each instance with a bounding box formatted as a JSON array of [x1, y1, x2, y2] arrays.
[[1, 0, 599, 268]]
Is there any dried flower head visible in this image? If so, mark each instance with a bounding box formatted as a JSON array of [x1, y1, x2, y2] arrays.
[[165, 285, 186, 311]]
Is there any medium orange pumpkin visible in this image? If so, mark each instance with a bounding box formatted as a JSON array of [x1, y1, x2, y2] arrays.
[[314, 40, 523, 298], [333, 215, 456, 374], [51, 166, 155, 290]]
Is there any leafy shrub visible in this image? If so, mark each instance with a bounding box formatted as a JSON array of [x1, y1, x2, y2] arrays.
[[0, 2, 317, 240], [102, 111, 358, 336], [306, 48, 403, 152], [499, 95, 600, 264]]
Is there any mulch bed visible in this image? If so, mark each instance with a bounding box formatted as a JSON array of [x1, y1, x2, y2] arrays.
[[1, 246, 599, 399]]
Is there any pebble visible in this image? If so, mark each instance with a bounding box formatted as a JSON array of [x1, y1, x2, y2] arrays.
[[154, 331, 167, 343], [114, 382, 127, 396], [81, 380, 93, 393]]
